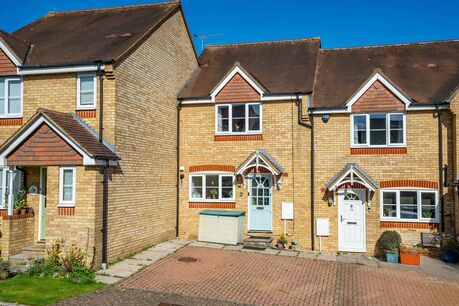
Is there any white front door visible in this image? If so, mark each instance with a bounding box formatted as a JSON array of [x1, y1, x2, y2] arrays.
[[38, 167, 47, 241], [248, 174, 272, 231], [338, 189, 366, 252]]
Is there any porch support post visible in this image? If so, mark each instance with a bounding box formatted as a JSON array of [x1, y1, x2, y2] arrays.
[[7, 167, 14, 216]]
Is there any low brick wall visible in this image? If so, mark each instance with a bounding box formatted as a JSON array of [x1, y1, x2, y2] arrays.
[[1, 214, 35, 259]]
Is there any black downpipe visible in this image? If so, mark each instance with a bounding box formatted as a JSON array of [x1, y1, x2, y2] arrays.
[[437, 105, 445, 232], [101, 161, 109, 268], [296, 94, 315, 251], [176, 102, 181, 237], [97, 62, 104, 143]]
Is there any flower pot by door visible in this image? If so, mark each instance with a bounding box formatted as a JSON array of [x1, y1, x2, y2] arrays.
[[400, 251, 421, 266], [385, 250, 399, 263], [443, 251, 458, 263]]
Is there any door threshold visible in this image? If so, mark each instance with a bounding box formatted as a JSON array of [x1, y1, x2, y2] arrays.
[[248, 230, 273, 234]]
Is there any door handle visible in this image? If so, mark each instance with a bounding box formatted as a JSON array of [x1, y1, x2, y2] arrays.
[[256, 207, 264, 210], [347, 222, 357, 225], [340, 215, 344, 222]]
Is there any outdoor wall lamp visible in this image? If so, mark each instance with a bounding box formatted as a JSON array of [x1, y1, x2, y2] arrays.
[[321, 114, 330, 123]]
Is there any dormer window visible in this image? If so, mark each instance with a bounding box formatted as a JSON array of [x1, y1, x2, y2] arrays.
[[216, 103, 262, 134], [351, 113, 405, 147], [77, 73, 96, 109]]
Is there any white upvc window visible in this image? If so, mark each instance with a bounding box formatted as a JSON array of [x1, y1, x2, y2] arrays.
[[189, 174, 235, 201], [0, 77, 23, 118], [59, 167, 76, 206], [380, 189, 438, 222], [215, 103, 262, 134], [77, 73, 96, 109], [351, 113, 405, 147]]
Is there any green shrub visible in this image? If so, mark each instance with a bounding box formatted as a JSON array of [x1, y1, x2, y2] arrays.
[[441, 236, 459, 255], [26, 259, 63, 278], [0, 260, 11, 280], [378, 231, 401, 251], [69, 266, 96, 284]]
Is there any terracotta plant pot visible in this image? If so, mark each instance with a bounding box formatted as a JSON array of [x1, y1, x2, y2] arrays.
[[13, 209, 20, 215], [400, 251, 421, 266], [27, 207, 34, 214], [20, 208, 27, 215]]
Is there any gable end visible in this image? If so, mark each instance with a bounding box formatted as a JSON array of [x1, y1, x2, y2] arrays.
[[0, 48, 17, 76], [352, 80, 405, 113], [216, 73, 261, 103]]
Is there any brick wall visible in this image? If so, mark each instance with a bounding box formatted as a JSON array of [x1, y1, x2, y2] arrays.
[[1, 215, 35, 258], [107, 10, 197, 262], [179, 96, 311, 249]]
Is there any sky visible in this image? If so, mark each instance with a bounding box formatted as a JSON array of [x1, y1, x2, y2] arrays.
[[1, 0, 458, 53]]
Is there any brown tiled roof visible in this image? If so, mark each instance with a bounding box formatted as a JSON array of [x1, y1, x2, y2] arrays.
[[311, 40, 459, 108], [10, 1, 179, 67], [179, 38, 321, 98], [0, 29, 30, 63], [0, 109, 118, 161]]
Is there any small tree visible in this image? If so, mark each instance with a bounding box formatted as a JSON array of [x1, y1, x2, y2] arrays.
[[378, 231, 401, 252]]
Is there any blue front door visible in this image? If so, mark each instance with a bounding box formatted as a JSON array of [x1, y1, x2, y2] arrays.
[[249, 174, 272, 231]]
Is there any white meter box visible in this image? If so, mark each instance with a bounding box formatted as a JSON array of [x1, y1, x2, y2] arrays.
[[316, 218, 329, 236], [281, 202, 294, 220]]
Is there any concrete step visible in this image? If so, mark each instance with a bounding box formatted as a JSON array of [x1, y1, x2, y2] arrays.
[[243, 236, 273, 250], [9, 253, 44, 265], [22, 245, 46, 257]]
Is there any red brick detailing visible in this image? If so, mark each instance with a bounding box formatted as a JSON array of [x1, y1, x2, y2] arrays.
[[215, 73, 260, 103], [380, 221, 438, 230], [380, 180, 438, 189], [350, 147, 407, 155], [0, 49, 17, 76], [76, 109, 96, 118], [0, 118, 23, 126], [189, 202, 236, 209], [7, 123, 83, 166], [58, 207, 75, 216], [189, 165, 236, 172], [2, 213, 34, 220], [352, 80, 405, 113], [214, 134, 263, 141], [0, 209, 7, 216]]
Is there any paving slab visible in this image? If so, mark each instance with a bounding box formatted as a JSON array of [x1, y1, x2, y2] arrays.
[[261, 248, 280, 255], [337, 255, 358, 264], [279, 250, 299, 257], [224, 245, 244, 251], [150, 242, 180, 252], [170, 239, 192, 246], [298, 252, 317, 259], [317, 253, 337, 262], [95, 275, 122, 285], [189, 241, 224, 249], [241, 248, 262, 253], [132, 250, 171, 261], [122, 258, 152, 267]]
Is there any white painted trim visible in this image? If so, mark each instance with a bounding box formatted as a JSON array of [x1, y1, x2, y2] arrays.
[[181, 94, 301, 105], [328, 167, 376, 192], [59, 166, 76, 206], [0, 40, 21, 66], [189, 173, 235, 202], [235, 151, 280, 177], [350, 113, 406, 148], [215, 103, 262, 135], [310, 109, 348, 114], [338, 188, 366, 253], [38, 167, 46, 241], [379, 189, 439, 223], [0, 77, 23, 118], [261, 94, 301, 101], [247, 173, 273, 232], [18, 64, 105, 76], [345, 73, 412, 111], [0, 116, 108, 167], [76, 73, 97, 110]]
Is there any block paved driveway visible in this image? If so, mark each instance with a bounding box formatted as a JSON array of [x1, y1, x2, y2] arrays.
[[61, 246, 459, 305]]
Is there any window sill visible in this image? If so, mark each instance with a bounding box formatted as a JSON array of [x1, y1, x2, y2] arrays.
[[350, 147, 407, 155], [380, 221, 438, 230], [215, 134, 263, 141], [0, 117, 23, 126], [189, 202, 235, 209]]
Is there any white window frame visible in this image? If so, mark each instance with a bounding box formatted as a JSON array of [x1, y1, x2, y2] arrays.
[[76, 73, 97, 110], [350, 113, 406, 147], [59, 167, 76, 206], [0, 77, 23, 118], [215, 103, 262, 135], [189, 173, 235, 202], [380, 189, 439, 223]]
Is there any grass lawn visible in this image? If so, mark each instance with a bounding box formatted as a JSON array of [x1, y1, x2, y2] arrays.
[[0, 274, 105, 306]]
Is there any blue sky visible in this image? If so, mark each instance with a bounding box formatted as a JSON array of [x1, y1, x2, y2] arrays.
[[1, 0, 458, 53]]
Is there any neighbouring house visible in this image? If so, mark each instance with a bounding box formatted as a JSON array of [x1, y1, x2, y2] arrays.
[[178, 38, 459, 255], [0, 1, 197, 266]]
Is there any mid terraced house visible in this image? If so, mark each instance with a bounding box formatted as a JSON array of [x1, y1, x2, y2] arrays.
[[178, 39, 459, 255], [0, 1, 197, 266]]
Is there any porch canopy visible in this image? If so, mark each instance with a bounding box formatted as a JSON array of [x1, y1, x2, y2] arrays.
[[0, 108, 119, 168], [235, 149, 285, 188], [324, 163, 378, 192]]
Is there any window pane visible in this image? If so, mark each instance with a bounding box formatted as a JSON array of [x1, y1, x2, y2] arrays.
[[400, 191, 417, 205], [205, 175, 219, 199], [370, 130, 386, 145], [383, 192, 396, 204], [217, 106, 229, 132], [232, 105, 245, 117], [248, 118, 260, 131], [422, 206, 436, 219], [383, 205, 397, 217], [80, 93, 94, 105], [221, 188, 233, 199], [400, 191, 418, 219], [191, 176, 203, 199], [390, 130, 403, 144], [206, 175, 218, 187], [63, 186, 73, 201], [390, 114, 403, 129], [232, 118, 245, 133], [353, 115, 366, 130], [80, 76, 94, 91], [248, 104, 260, 117], [8, 80, 21, 97], [221, 176, 232, 187], [63, 169, 73, 186], [421, 193, 435, 205], [370, 114, 386, 129], [421, 192, 436, 219], [354, 131, 366, 144], [8, 81, 21, 114], [0, 81, 4, 115]]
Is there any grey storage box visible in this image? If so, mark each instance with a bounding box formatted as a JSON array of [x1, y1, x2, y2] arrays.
[[198, 210, 245, 245]]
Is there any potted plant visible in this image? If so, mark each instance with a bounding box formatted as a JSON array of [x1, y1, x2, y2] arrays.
[[378, 231, 401, 263], [399, 245, 421, 266], [14, 190, 27, 214], [291, 240, 299, 251], [441, 236, 459, 263], [276, 231, 288, 249]]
